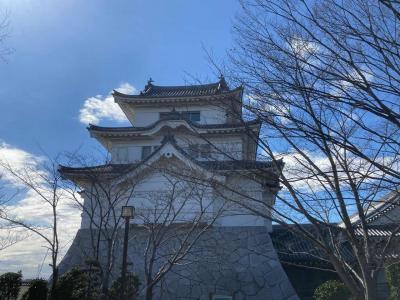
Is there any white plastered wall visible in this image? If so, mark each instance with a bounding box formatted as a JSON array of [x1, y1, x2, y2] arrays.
[[130, 104, 227, 127], [110, 133, 245, 163]]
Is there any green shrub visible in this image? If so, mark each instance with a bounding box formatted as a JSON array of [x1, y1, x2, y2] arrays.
[[314, 280, 351, 300], [21, 279, 48, 300], [0, 271, 22, 300], [386, 263, 400, 300], [53, 267, 101, 300], [109, 273, 140, 300]]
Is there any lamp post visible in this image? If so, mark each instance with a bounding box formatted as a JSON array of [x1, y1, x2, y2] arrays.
[[120, 205, 135, 300]]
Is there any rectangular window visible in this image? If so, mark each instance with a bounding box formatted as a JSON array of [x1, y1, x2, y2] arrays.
[[115, 147, 128, 162], [181, 111, 200, 122], [159, 111, 200, 122], [212, 296, 232, 300], [159, 112, 171, 119], [141, 146, 152, 160]]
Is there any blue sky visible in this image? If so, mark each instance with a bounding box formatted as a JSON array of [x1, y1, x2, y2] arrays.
[[0, 0, 240, 157], [0, 0, 241, 278]]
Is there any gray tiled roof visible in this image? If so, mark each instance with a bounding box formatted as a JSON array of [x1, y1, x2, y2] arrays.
[[59, 159, 279, 176], [271, 224, 355, 266], [113, 76, 241, 99], [59, 134, 280, 184], [198, 160, 282, 170], [142, 82, 227, 97], [58, 164, 134, 175], [271, 223, 400, 266], [88, 118, 261, 133]]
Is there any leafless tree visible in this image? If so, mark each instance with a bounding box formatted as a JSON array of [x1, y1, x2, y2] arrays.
[[0, 175, 28, 252], [0, 9, 12, 61], [0, 157, 64, 300], [61, 154, 228, 300], [200, 0, 400, 299], [61, 155, 136, 299], [133, 170, 225, 300]]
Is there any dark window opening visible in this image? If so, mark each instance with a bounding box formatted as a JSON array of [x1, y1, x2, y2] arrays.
[[181, 111, 200, 122], [187, 144, 212, 159], [141, 145, 160, 160], [141, 146, 152, 160], [159, 111, 200, 122]]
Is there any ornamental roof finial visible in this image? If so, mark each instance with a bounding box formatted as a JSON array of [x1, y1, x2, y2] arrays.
[[218, 74, 228, 91], [143, 77, 154, 94]]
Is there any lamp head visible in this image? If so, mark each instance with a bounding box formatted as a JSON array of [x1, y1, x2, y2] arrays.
[[121, 206, 135, 219]]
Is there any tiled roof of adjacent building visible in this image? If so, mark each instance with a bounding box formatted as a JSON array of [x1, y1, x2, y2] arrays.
[[352, 225, 400, 237], [340, 190, 400, 227], [271, 224, 355, 267], [271, 223, 400, 266], [113, 76, 242, 99]]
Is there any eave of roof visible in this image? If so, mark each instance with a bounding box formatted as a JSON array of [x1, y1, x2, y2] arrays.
[[341, 191, 400, 227], [87, 118, 261, 137], [353, 225, 400, 237], [59, 135, 280, 182], [198, 160, 283, 171], [60, 159, 280, 177], [59, 163, 133, 175], [58, 159, 283, 174]]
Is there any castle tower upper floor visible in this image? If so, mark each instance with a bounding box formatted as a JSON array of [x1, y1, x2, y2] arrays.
[[113, 76, 243, 127], [87, 77, 261, 164]]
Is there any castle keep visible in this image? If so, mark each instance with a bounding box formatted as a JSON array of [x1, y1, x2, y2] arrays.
[[59, 77, 298, 300]]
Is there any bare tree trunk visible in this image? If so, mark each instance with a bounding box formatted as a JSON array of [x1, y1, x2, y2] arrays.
[[49, 267, 58, 300], [145, 287, 153, 300], [365, 269, 378, 300], [100, 239, 113, 299]]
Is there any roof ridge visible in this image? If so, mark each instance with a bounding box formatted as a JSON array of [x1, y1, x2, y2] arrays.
[[148, 81, 221, 90], [113, 77, 241, 99]]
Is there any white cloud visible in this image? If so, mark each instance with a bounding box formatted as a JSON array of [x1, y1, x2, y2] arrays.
[[273, 150, 331, 191], [0, 142, 81, 278], [0, 142, 44, 185], [288, 38, 319, 67], [79, 83, 137, 125]]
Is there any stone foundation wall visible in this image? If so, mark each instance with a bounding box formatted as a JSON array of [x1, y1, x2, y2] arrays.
[[58, 226, 298, 300]]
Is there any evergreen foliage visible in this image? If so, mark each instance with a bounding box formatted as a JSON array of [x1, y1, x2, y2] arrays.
[[0, 271, 22, 300], [21, 279, 48, 300], [53, 267, 101, 300], [109, 273, 140, 300], [314, 280, 351, 300], [386, 263, 400, 300]]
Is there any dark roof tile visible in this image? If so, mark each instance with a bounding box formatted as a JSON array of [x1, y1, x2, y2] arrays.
[[113, 76, 241, 99], [88, 118, 261, 133], [198, 160, 282, 170], [271, 224, 355, 266]]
